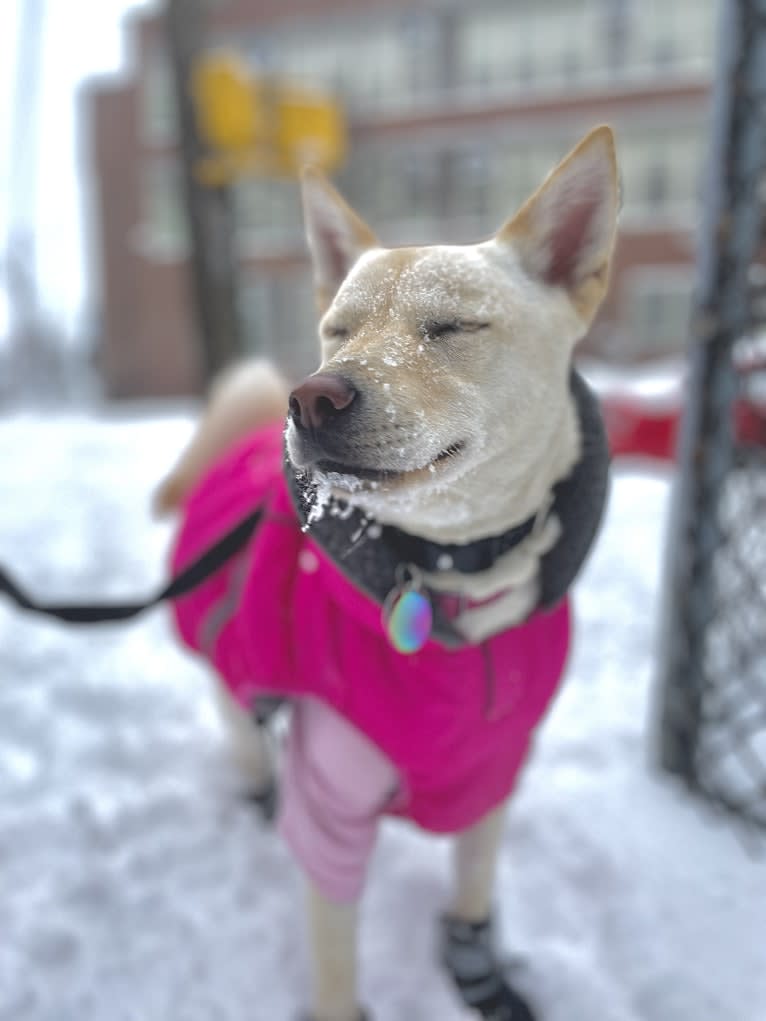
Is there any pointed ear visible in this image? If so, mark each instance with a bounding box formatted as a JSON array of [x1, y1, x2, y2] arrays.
[[301, 167, 378, 314], [497, 126, 619, 325]]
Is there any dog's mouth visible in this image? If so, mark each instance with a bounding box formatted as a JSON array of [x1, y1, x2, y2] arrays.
[[313, 441, 465, 485]]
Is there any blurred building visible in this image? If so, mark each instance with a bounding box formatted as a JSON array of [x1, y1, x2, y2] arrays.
[[83, 0, 714, 398]]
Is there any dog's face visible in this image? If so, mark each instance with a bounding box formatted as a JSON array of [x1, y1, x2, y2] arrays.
[[286, 127, 619, 542]]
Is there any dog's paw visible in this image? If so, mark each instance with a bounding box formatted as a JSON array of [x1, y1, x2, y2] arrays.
[[244, 777, 279, 824], [440, 914, 537, 1021], [469, 985, 537, 1021]]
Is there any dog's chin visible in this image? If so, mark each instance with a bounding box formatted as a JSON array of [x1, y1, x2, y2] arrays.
[[292, 442, 466, 493]]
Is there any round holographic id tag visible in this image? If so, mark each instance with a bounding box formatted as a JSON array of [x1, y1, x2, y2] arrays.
[[382, 565, 433, 654]]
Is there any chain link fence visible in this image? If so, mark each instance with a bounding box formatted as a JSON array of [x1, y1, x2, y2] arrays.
[[657, 0, 766, 836]]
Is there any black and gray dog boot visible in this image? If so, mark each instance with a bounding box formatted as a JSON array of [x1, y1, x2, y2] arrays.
[[440, 914, 537, 1021], [245, 776, 279, 823]]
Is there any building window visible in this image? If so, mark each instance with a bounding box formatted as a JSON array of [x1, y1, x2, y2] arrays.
[[457, 1, 605, 96], [342, 145, 442, 235], [626, 0, 713, 77], [251, 15, 437, 115], [402, 149, 441, 227], [400, 10, 441, 97], [455, 0, 713, 97], [646, 163, 669, 208], [340, 146, 401, 227], [142, 48, 177, 145], [239, 276, 277, 359], [139, 158, 188, 258], [233, 178, 302, 244], [627, 272, 694, 357], [449, 147, 491, 224], [604, 0, 630, 75], [562, 50, 581, 83], [459, 7, 526, 93], [618, 127, 703, 221], [240, 268, 317, 379]]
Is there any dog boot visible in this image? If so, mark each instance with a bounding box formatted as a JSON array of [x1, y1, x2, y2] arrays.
[[440, 914, 536, 1021]]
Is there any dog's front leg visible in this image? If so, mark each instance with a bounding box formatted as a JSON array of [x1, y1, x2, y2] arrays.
[[442, 803, 536, 1021], [307, 883, 365, 1021]]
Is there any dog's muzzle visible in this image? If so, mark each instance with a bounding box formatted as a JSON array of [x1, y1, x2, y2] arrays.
[[288, 372, 360, 470]]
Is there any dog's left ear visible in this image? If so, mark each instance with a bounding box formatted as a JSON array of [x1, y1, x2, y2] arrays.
[[301, 167, 378, 315], [496, 125, 619, 326]]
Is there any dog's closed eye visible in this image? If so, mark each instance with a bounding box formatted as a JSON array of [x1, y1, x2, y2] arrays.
[[323, 325, 349, 341], [421, 319, 490, 341]]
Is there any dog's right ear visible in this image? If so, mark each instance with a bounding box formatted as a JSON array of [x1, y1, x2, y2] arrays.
[[301, 167, 378, 315]]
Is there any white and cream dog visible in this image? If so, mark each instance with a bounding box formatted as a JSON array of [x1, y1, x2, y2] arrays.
[[157, 125, 618, 1021]]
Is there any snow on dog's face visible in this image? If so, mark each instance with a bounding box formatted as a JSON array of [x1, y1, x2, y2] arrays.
[[286, 127, 619, 543]]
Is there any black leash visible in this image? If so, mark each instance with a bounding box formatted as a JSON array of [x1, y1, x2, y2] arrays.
[[0, 508, 263, 625]]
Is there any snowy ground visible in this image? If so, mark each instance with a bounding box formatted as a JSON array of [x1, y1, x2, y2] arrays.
[[0, 410, 764, 1021]]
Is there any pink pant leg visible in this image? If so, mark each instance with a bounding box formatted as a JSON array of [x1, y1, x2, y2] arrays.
[[278, 697, 400, 903]]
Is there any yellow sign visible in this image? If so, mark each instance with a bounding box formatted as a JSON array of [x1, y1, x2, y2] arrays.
[[192, 52, 346, 184], [192, 53, 260, 151], [274, 84, 346, 174]]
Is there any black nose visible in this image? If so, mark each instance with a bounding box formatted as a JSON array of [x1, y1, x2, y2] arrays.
[[289, 373, 357, 431]]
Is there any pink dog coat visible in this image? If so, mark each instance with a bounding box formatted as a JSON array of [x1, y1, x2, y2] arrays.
[[168, 370, 610, 901], [170, 418, 571, 820]]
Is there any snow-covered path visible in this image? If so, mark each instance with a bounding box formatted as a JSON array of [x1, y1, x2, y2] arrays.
[[0, 411, 763, 1021]]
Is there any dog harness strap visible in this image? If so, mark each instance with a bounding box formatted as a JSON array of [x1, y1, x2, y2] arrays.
[[0, 507, 263, 625]]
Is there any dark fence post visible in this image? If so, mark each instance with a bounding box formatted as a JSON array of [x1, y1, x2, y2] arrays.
[[656, 0, 766, 832], [165, 0, 242, 388]]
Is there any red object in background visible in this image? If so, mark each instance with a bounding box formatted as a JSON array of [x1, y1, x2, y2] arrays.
[[601, 396, 680, 462], [735, 399, 766, 448], [600, 386, 766, 463]]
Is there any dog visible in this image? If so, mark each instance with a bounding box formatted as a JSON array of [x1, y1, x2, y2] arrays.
[[155, 124, 617, 1021]]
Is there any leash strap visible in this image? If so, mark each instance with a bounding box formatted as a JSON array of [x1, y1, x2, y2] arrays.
[[0, 508, 263, 625]]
